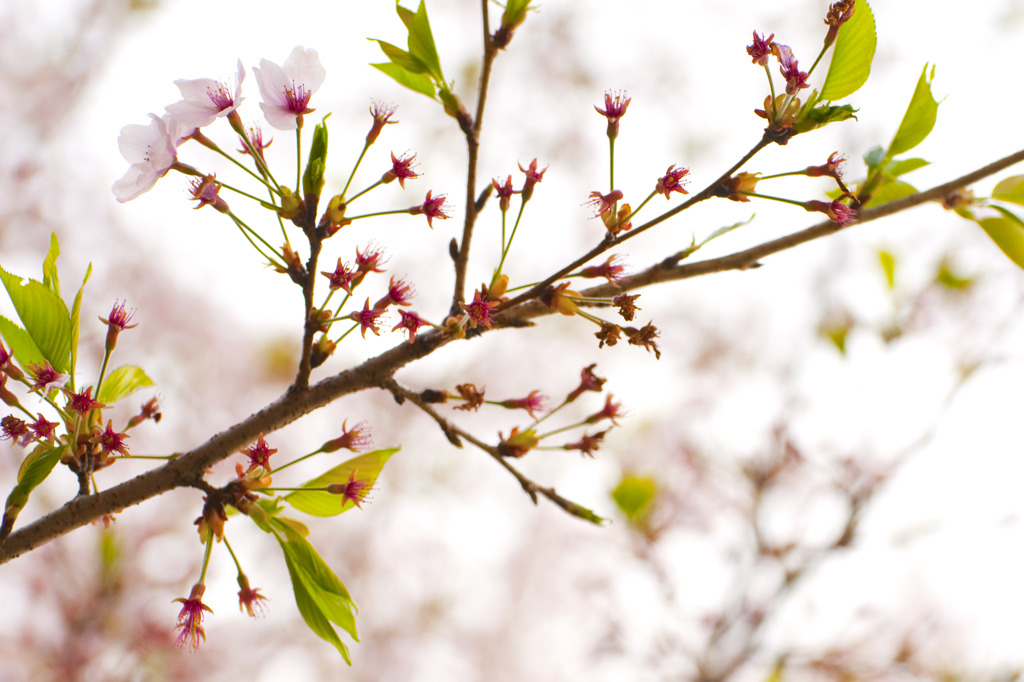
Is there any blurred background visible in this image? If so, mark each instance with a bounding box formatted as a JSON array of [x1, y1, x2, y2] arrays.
[[1, 0, 1023, 680]]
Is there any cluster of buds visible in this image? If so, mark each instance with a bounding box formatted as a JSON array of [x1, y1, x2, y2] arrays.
[[539, 279, 660, 359], [176, 417, 377, 648], [747, 1, 857, 140], [311, 244, 434, 364], [716, 151, 858, 227], [0, 299, 162, 552], [420, 364, 621, 460]]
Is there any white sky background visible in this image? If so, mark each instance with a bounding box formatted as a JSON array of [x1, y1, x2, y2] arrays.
[[3, 0, 1024, 679]]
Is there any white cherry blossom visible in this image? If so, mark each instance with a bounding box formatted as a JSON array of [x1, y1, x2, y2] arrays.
[[166, 60, 245, 129], [253, 46, 326, 130], [112, 114, 191, 202]]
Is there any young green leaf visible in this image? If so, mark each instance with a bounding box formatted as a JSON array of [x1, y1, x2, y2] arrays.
[[270, 517, 358, 664], [42, 234, 61, 297], [96, 365, 155, 404], [68, 263, 92, 382], [0, 268, 72, 373], [0, 316, 45, 370], [888, 157, 929, 177], [819, 0, 876, 102], [407, 0, 445, 83], [303, 116, 329, 202], [992, 175, 1024, 207], [862, 179, 918, 208], [283, 549, 354, 664], [878, 249, 895, 289], [285, 448, 398, 517], [370, 62, 436, 98], [611, 474, 657, 522], [977, 209, 1024, 270], [888, 65, 939, 156], [373, 40, 430, 74], [3, 444, 65, 539]]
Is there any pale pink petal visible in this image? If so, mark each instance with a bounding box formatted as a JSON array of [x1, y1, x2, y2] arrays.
[[253, 46, 325, 131], [167, 60, 246, 129], [112, 114, 182, 202]]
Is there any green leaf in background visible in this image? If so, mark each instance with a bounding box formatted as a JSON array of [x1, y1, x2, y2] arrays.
[[935, 258, 973, 290], [370, 61, 436, 98], [992, 175, 1024, 207], [976, 208, 1024, 270], [819, 0, 876, 102], [888, 64, 938, 156], [0, 267, 72, 373], [96, 365, 155, 404], [878, 249, 896, 289], [285, 448, 398, 517], [862, 145, 885, 171], [270, 517, 358, 665], [611, 474, 657, 523], [42, 234, 60, 297]]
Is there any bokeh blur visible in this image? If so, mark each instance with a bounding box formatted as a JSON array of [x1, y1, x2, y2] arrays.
[[1, 1, 1023, 680]]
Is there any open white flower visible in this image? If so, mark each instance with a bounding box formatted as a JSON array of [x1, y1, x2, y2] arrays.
[[253, 46, 326, 130], [166, 60, 245, 129], [111, 113, 190, 202]]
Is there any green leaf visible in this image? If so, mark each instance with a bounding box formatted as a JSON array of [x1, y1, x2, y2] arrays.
[[611, 474, 657, 522], [888, 157, 929, 177], [935, 259, 973, 290], [372, 39, 430, 74], [862, 179, 918, 208], [270, 517, 358, 664], [888, 65, 939, 156], [96, 365, 155, 404], [285, 448, 398, 517], [5, 443, 65, 534], [370, 62, 436, 98], [976, 211, 1024, 270], [878, 250, 895, 289], [408, 1, 445, 83], [992, 175, 1024, 207], [68, 263, 91, 381], [0, 268, 72, 373], [303, 116, 329, 202], [283, 548, 353, 665], [0, 316, 45, 369], [793, 103, 858, 133], [42, 234, 60, 297], [862, 145, 885, 170], [819, 0, 876, 101], [17, 443, 64, 490]]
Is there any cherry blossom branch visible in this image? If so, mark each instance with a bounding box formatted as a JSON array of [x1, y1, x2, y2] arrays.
[[384, 378, 595, 518], [498, 134, 774, 312], [498, 146, 1024, 324], [0, 331, 452, 565], [4, 147, 1021, 565]]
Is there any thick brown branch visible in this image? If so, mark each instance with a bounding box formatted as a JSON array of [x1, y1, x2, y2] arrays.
[[0, 331, 452, 565]]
